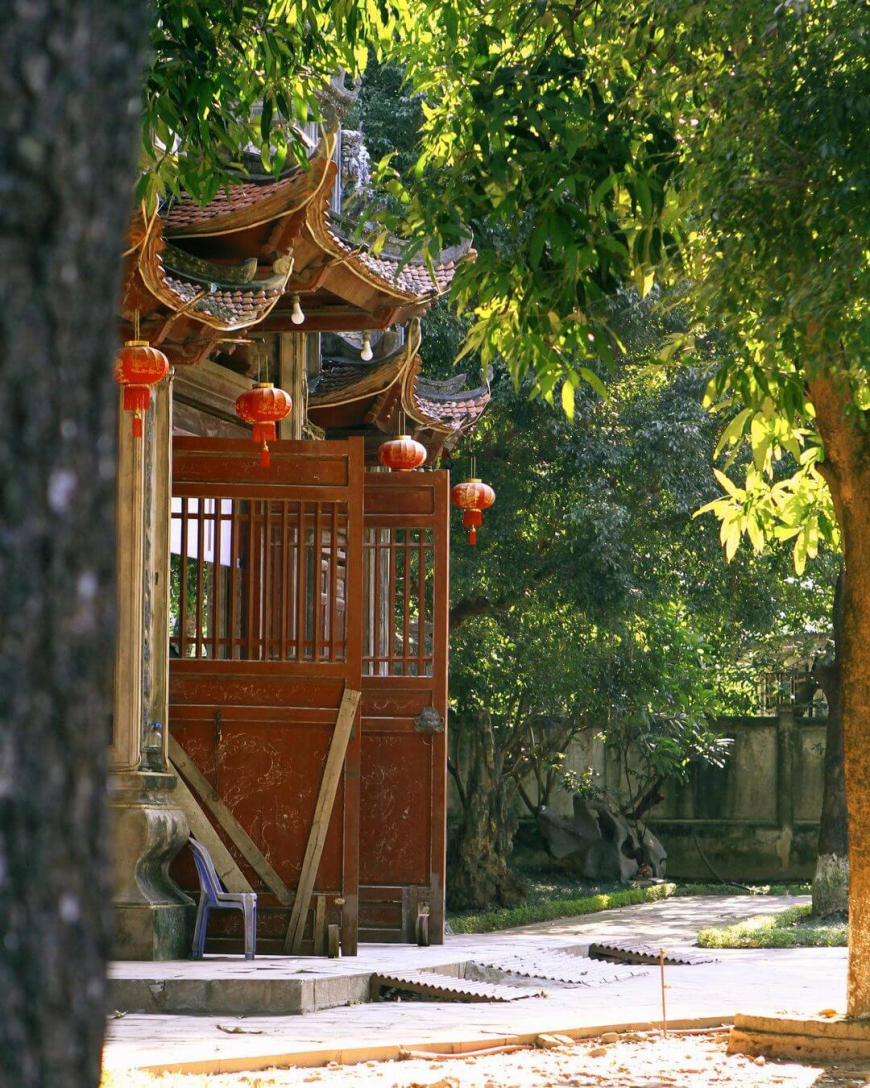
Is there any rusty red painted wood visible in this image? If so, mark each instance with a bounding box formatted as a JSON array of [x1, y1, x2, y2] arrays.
[[168, 443, 449, 952]]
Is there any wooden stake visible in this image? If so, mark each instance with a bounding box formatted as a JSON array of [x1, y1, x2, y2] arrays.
[[169, 734, 293, 907], [660, 947, 668, 1036], [283, 687, 362, 954]]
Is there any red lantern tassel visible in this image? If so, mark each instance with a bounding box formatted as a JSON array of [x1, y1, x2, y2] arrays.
[[123, 385, 150, 438], [260, 443, 271, 468], [463, 509, 483, 545]]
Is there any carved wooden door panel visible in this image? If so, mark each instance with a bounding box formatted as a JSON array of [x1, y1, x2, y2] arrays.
[[168, 437, 364, 953], [359, 470, 450, 944]]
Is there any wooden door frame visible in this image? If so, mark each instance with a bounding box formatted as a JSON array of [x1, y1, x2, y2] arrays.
[[169, 436, 365, 952]]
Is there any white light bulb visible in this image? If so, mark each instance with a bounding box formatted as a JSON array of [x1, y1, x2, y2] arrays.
[[361, 332, 373, 361], [291, 294, 305, 326]]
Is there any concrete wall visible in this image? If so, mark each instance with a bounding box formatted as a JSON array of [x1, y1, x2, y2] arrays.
[[544, 709, 827, 881], [446, 709, 827, 881]]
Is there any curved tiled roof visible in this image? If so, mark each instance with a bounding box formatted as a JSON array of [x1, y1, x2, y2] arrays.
[[162, 136, 337, 237], [309, 321, 421, 407], [135, 223, 291, 332], [309, 315, 490, 448], [304, 200, 473, 303], [404, 359, 491, 439]]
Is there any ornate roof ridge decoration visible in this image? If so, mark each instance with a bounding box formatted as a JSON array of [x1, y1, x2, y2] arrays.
[[316, 207, 475, 301], [315, 70, 362, 130], [330, 212, 473, 267], [136, 218, 293, 333], [163, 132, 338, 238], [401, 355, 491, 445], [413, 372, 473, 396], [309, 319, 422, 408], [161, 243, 288, 290]]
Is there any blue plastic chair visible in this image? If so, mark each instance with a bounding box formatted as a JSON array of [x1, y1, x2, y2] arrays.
[[188, 837, 257, 961]]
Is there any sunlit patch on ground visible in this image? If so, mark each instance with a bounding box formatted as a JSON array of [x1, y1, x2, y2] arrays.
[[102, 1029, 870, 1087]]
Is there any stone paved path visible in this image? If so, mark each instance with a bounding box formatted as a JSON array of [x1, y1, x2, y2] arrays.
[[506, 891, 808, 944], [104, 894, 845, 1077]]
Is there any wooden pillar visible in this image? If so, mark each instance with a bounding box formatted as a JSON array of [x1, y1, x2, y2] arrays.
[[108, 376, 193, 960], [144, 373, 173, 769], [279, 332, 311, 440], [109, 390, 145, 770]]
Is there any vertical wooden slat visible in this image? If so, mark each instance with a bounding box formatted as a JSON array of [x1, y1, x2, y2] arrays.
[[212, 500, 222, 660], [388, 528, 396, 674], [229, 501, 239, 660], [289, 505, 298, 660], [195, 499, 205, 659], [341, 436, 366, 955], [246, 497, 256, 659], [179, 498, 188, 659], [263, 499, 272, 660], [313, 895, 327, 955], [417, 529, 426, 676], [429, 471, 451, 944], [329, 503, 338, 662], [280, 500, 289, 661], [372, 527, 381, 674], [313, 502, 323, 661], [295, 501, 307, 662], [402, 529, 412, 673]]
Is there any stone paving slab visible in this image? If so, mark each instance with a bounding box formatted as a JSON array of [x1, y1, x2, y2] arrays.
[[104, 895, 844, 1076], [109, 936, 597, 1015], [104, 948, 846, 1074]]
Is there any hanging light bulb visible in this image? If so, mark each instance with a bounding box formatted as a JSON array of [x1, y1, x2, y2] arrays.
[[291, 294, 305, 325], [360, 331, 373, 361]]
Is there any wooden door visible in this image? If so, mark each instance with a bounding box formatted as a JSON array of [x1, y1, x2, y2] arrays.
[[168, 437, 364, 954], [359, 470, 450, 943]]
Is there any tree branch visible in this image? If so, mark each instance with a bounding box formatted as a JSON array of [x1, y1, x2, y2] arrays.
[[447, 758, 468, 813], [449, 594, 505, 631]]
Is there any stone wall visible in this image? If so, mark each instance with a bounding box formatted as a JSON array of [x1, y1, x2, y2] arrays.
[[542, 709, 827, 881]]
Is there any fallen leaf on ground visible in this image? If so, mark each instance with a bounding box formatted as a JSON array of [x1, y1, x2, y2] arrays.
[[215, 1024, 263, 1035]]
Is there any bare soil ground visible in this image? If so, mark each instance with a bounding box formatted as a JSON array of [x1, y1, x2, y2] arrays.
[[103, 1029, 870, 1087]]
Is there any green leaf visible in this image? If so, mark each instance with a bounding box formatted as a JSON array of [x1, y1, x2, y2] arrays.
[[714, 408, 753, 458], [561, 380, 575, 420]]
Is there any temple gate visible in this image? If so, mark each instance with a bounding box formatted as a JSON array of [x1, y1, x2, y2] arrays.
[[165, 439, 449, 953]]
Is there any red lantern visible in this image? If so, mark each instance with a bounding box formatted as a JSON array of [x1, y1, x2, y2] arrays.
[[235, 381, 292, 468], [450, 478, 496, 545], [378, 434, 427, 471], [114, 340, 170, 438]]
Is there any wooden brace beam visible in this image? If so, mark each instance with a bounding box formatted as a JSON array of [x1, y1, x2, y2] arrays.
[[283, 687, 362, 954], [169, 759, 253, 895], [169, 734, 293, 907]]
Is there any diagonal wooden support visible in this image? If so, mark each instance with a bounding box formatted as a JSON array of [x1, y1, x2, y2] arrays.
[[169, 758, 253, 895], [169, 734, 293, 907], [284, 687, 361, 954]]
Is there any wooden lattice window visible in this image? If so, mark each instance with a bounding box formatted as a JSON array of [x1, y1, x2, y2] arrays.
[[170, 496, 348, 662], [363, 526, 434, 677]]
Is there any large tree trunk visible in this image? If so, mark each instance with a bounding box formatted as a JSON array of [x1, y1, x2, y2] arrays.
[[447, 710, 525, 911], [812, 569, 848, 917], [0, 5, 149, 1084], [810, 374, 870, 1018]]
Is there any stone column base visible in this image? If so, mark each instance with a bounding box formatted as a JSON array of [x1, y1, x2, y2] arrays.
[[110, 770, 194, 961]]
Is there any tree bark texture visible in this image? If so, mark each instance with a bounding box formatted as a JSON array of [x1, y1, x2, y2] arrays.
[[0, 5, 149, 1085], [812, 569, 848, 917], [810, 374, 870, 1017], [447, 710, 525, 911]]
